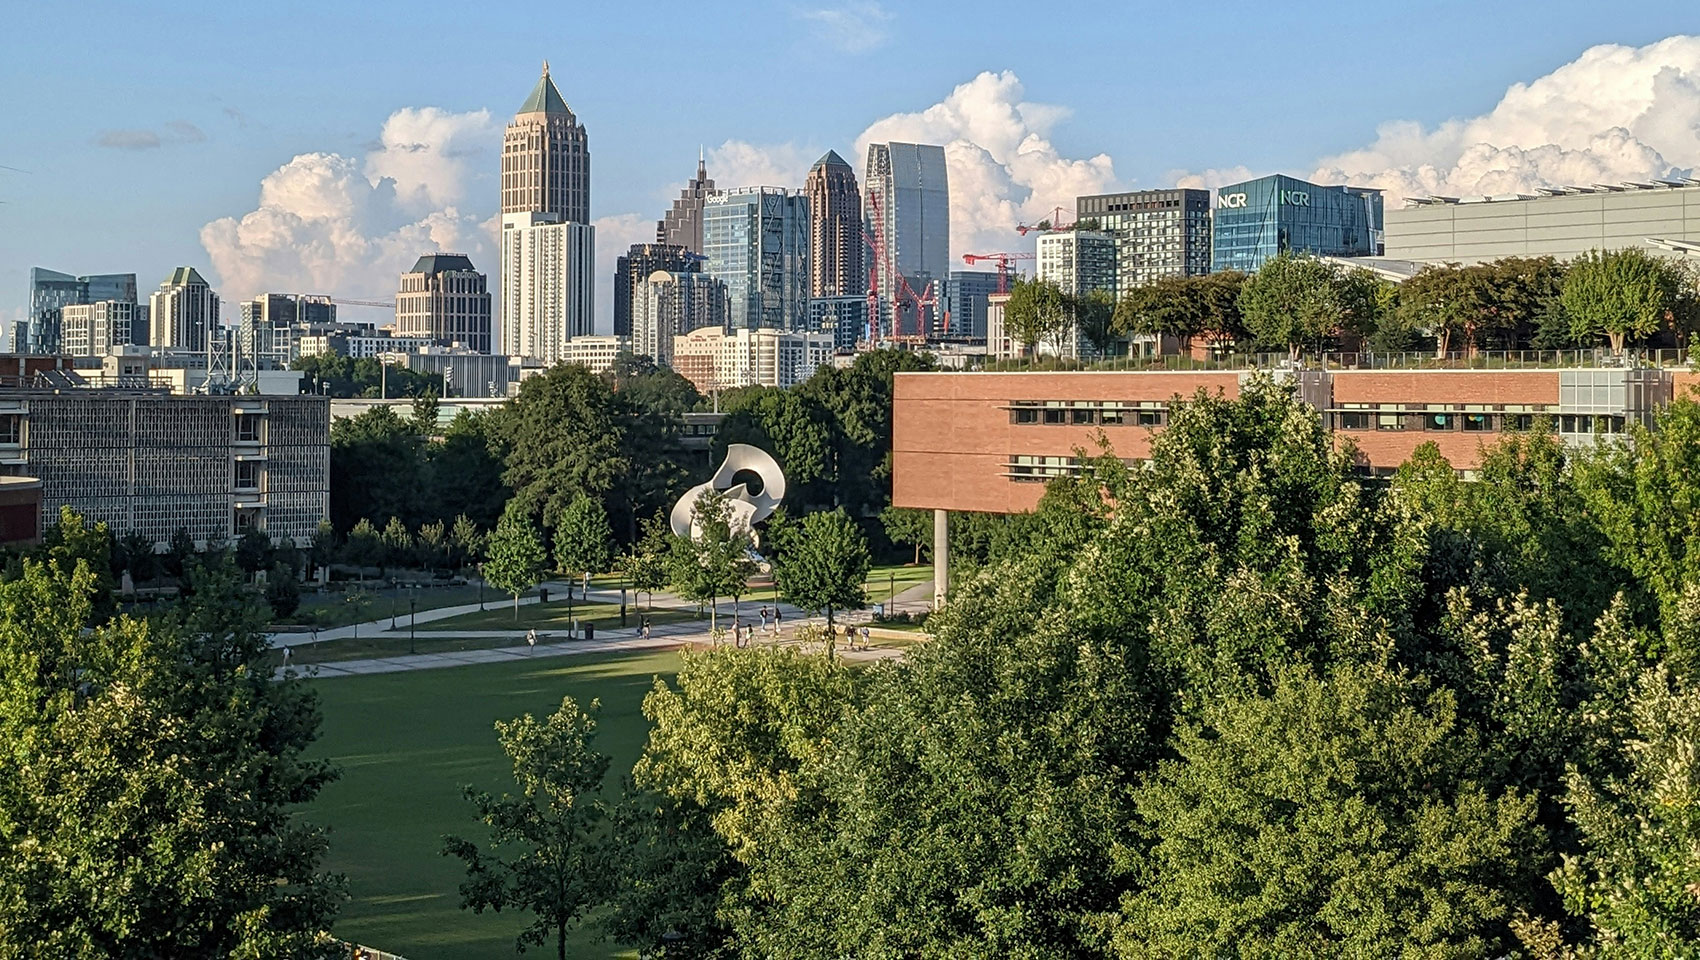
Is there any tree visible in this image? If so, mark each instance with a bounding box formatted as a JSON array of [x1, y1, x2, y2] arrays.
[[417, 518, 448, 571], [307, 519, 337, 580], [118, 529, 157, 583], [165, 525, 197, 579], [713, 388, 835, 508], [773, 509, 870, 637], [1529, 666, 1700, 956], [343, 517, 382, 579], [668, 489, 756, 633], [265, 560, 301, 619], [444, 696, 611, 960], [1073, 288, 1120, 357], [618, 511, 673, 611], [1119, 663, 1539, 957], [234, 526, 273, 575], [1563, 248, 1682, 354], [40, 505, 116, 621], [450, 513, 485, 572], [1003, 276, 1068, 356], [792, 348, 935, 519], [484, 503, 548, 619], [423, 409, 508, 532], [1238, 252, 1376, 359], [1398, 262, 1475, 356], [380, 515, 414, 569], [0, 546, 342, 956], [879, 505, 933, 565], [492, 364, 633, 535], [329, 405, 423, 533], [552, 494, 615, 620]]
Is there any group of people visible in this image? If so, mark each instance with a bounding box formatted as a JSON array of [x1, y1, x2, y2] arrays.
[[838, 621, 872, 652]]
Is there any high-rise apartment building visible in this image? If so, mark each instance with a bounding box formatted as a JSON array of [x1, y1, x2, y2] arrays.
[[148, 267, 219, 352], [27, 269, 138, 354], [633, 270, 728, 366], [806, 151, 864, 299], [395, 254, 493, 352], [808, 296, 867, 352], [60, 301, 145, 357], [500, 213, 594, 362], [614, 243, 698, 337], [942, 270, 1003, 340], [1036, 230, 1118, 296], [864, 142, 950, 338], [1076, 188, 1213, 294], [702, 188, 810, 332], [239, 294, 336, 368], [1212, 174, 1384, 273], [657, 151, 717, 253], [500, 62, 590, 224]]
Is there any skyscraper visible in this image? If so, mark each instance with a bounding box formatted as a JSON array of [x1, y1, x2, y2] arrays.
[[1076, 188, 1214, 295], [500, 213, 594, 361], [26, 268, 137, 354], [500, 61, 590, 224], [60, 301, 144, 357], [614, 243, 698, 337], [864, 142, 950, 338], [149, 267, 218, 351], [657, 151, 717, 253], [632, 270, 728, 366], [396, 254, 494, 352], [702, 188, 810, 332], [805, 151, 864, 299]]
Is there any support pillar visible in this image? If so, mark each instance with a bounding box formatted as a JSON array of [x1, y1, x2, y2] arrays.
[[932, 508, 949, 611]]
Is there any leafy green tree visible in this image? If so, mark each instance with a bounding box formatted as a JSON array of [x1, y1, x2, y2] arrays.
[[668, 489, 756, 633], [491, 363, 632, 537], [1120, 663, 1539, 958], [773, 508, 869, 634], [792, 348, 934, 519], [444, 696, 611, 960], [602, 788, 739, 959], [265, 560, 301, 618], [343, 517, 382, 578], [308, 519, 337, 579], [416, 518, 447, 570], [234, 526, 273, 574], [117, 529, 157, 582], [165, 525, 197, 579], [424, 409, 508, 531], [380, 515, 414, 569], [879, 505, 933, 565], [484, 503, 548, 619], [1398, 261, 1476, 355], [618, 511, 673, 611], [1003, 275, 1068, 356], [1563, 248, 1683, 354], [552, 494, 615, 620], [1073, 287, 1120, 356], [0, 547, 342, 956], [450, 513, 485, 572], [604, 352, 704, 421], [40, 504, 116, 620], [1239, 252, 1378, 359], [329, 404, 422, 532], [1530, 666, 1700, 956]]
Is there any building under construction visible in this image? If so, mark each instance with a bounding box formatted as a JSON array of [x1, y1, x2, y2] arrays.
[[0, 380, 330, 549]]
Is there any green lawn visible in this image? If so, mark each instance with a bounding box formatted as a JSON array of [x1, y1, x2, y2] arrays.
[[865, 564, 933, 606], [424, 600, 699, 633], [283, 582, 502, 630], [309, 650, 679, 960], [268, 631, 595, 668]]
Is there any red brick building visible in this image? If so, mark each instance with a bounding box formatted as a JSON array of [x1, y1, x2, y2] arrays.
[[894, 365, 1698, 604]]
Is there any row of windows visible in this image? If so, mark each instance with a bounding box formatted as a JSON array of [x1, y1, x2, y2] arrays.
[[1331, 411, 1626, 434]]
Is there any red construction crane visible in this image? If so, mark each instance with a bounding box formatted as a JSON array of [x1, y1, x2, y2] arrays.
[[961, 252, 1036, 293], [862, 190, 936, 341], [1015, 205, 1076, 236]]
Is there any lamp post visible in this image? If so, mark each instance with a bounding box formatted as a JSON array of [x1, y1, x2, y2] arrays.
[[478, 564, 485, 611], [390, 577, 398, 629], [409, 588, 417, 655], [620, 572, 628, 628]]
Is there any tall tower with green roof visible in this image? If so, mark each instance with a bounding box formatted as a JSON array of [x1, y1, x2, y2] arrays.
[[500, 61, 589, 224]]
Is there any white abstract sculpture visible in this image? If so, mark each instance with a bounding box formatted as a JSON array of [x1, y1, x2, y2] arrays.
[[671, 443, 787, 543]]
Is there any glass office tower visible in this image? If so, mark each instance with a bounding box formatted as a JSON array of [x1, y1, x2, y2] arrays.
[[1211, 174, 1384, 274], [702, 188, 810, 331], [27, 268, 139, 353], [864, 142, 950, 337]]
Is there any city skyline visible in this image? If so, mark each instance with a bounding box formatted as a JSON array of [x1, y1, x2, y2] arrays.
[[3, 5, 1699, 331]]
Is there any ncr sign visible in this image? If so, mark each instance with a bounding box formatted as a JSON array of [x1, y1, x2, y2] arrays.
[[1218, 188, 1312, 209]]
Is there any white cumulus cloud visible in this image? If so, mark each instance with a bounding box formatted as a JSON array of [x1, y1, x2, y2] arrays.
[[591, 212, 657, 335], [1311, 35, 1700, 205], [854, 70, 1119, 259], [706, 139, 820, 191], [796, 2, 893, 54], [201, 108, 497, 305]]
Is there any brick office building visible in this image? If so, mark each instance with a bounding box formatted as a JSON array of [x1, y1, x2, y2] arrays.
[[893, 365, 1700, 604]]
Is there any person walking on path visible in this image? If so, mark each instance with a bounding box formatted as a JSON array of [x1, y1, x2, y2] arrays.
[[526, 628, 537, 654], [860, 624, 871, 651], [772, 606, 782, 635], [640, 616, 650, 641]]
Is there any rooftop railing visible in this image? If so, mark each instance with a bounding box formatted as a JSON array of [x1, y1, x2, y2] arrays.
[[963, 348, 1694, 374]]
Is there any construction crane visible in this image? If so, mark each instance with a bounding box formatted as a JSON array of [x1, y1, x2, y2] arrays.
[[862, 190, 938, 342], [961, 252, 1036, 293], [1015, 205, 1076, 236], [330, 297, 397, 309]]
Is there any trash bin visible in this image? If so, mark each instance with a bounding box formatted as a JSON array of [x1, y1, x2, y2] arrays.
[[584, 622, 594, 642], [540, 587, 549, 603]]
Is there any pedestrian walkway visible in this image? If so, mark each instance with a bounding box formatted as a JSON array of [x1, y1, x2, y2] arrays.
[[273, 584, 906, 680]]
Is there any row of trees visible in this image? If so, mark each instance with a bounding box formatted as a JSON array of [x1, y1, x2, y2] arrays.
[[1004, 247, 1700, 359], [449, 376, 1700, 958], [292, 352, 444, 399]]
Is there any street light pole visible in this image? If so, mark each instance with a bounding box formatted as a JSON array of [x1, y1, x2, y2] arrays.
[[409, 590, 417, 655]]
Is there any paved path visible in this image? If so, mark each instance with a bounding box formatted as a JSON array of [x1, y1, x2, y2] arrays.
[[274, 582, 907, 680]]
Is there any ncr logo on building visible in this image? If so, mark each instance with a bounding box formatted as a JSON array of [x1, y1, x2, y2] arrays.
[[1218, 193, 1248, 209], [1280, 190, 1311, 207]]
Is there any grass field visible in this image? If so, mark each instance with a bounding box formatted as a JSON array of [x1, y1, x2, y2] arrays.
[[424, 599, 700, 633], [284, 583, 502, 630], [865, 564, 933, 607], [309, 651, 679, 960]]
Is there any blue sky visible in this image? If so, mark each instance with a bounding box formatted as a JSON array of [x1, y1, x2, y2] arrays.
[[2, 1, 1696, 331]]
